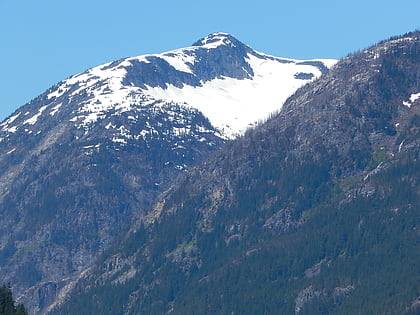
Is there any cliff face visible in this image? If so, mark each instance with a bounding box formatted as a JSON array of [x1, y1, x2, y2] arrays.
[[53, 32, 419, 314]]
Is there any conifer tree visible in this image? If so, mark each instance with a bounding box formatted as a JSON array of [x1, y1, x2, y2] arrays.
[[0, 285, 28, 315]]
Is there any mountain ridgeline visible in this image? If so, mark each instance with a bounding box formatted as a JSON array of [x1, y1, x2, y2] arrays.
[[0, 33, 334, 314], [53, 32, 420, 314]]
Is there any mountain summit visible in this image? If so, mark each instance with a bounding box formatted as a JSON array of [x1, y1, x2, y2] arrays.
[[0, 33, 335, 313], [192, 32, 242, 47], [1, 32, 335, 140]]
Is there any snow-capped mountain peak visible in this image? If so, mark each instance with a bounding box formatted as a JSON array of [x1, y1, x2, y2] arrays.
[[1, 33, 337, 140], [192, 32, 244, 49]]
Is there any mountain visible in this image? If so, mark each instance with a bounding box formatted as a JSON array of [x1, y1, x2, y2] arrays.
[[53, 32, 419, 314], [0, 33, 335, 314]]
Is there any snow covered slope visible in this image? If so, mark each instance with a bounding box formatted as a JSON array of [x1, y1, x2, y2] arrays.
[[1, 32, 337, 140]]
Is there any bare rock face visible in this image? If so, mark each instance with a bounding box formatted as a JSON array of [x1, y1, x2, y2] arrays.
[[295, 286, 323, 314]]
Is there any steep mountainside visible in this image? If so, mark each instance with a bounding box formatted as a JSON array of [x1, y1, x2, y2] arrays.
[[0, 33, 334, 314], [54, 32, 419, 314]]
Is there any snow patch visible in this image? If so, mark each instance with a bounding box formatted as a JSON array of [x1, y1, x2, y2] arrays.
[[112, 137, 127, 144], [82, 144, 101, 149], [145, 53, 336, 138], [50, 103, 63, 116], [311, 58, 338, 69], [0, 112, 21, 127], [199, 32, 234, 49], [410, 93, 420, 103], [47, 58, 142, 127], [172, 127, 191, 136], [161, 52, 195, 74], [48, 86, 70, 100], [5, 126, 18, 133], [403, 92, 420, 108], [23, 105, 49, 125]]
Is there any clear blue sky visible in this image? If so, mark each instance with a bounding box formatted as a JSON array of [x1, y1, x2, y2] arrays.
[[0, 0, 418, 121]]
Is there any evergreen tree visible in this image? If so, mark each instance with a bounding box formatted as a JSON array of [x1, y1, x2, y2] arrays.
[[0, 285, 28, 315]]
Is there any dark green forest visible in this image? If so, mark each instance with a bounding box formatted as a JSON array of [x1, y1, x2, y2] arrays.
[[56, 142, 419, 315], [0, 285, 27, 315]]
